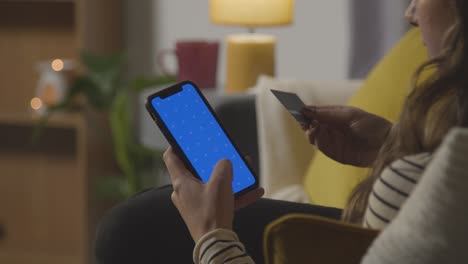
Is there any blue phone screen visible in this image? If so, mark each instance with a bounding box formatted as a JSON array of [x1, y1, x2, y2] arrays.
[[151, 83, 256, 193]]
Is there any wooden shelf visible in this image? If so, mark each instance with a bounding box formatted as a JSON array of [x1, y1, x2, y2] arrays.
[[0, 110, 119, 264], [0, 112, 85, 129], [0, 1, 122, 263]]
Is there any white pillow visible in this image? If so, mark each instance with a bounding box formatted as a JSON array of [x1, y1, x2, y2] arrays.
[[254, 75, 361, 198]]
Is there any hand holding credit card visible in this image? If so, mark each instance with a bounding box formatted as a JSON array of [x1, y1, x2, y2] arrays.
[[270, 89, 311, 126]]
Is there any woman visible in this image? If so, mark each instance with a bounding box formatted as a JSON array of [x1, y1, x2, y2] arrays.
[[95, 0, 467, 263]]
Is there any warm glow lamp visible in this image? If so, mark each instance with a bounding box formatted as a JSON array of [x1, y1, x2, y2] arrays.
[[210, 0, 294, 93]]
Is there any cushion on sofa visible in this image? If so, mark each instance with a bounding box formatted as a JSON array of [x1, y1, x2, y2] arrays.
[[304, 29, 429, 208]]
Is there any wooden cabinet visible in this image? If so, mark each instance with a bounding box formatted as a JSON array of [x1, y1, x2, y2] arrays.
[[0, 1, 122, 263], [0, 113, 119, 264], [0, 114, 87, 264]]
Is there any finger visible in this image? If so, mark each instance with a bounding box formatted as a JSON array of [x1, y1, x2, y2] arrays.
[[302, 105, 356, 126], [315, 124, 332, 147], [170, 191, 178, 206], [300, 106, 317, 124], [163, 147, 192, 188], [306, 126, 318, 145], [235, 188, 265, 210], [303, 105, 352, 112], [315, 124, 343, 157], [301, 105, 316, 114], [208, 159, 233, 186], [310, 119, 319, 129]]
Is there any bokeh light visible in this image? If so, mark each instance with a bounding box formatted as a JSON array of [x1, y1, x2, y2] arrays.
[[51, 59, 64, 72], [30, 97, 43, 110]]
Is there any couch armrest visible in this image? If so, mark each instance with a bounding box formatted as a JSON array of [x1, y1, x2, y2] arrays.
[[263, 214, 379, 264], [255, 76, 362, 198]]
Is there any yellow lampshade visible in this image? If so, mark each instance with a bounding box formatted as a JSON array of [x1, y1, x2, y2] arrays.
[[210, 0, 294, 27]]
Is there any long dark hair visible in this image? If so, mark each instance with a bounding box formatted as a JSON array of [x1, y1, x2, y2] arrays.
[[343, 0, 468, 223]]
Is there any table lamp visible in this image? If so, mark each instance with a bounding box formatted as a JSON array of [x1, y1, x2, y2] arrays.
[[210, 0, 294, 93]]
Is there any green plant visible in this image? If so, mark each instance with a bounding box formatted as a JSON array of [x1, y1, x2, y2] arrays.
[[36, 52, 176, 200]]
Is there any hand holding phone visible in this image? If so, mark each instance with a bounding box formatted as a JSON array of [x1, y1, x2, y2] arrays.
[[164, 146, 264, 241], [146, 81, 259, 197]]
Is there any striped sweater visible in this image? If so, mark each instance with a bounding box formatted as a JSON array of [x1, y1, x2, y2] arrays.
[[363, 153, 432, 229], [193, 229, 253, 264], [193, 153, 432, 264]]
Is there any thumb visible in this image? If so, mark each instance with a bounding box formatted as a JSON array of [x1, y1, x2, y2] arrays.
[[209, 159, 233, 186], [302, 106, 355, 126]]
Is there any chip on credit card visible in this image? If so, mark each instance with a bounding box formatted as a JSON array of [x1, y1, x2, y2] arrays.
[[270, 89, 310, 126]]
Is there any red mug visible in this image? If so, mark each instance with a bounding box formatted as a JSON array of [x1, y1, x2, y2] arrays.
[[158, 40, 219, 89]]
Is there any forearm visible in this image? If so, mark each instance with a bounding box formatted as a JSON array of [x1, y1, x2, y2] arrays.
[[193, 229, 255, 264]]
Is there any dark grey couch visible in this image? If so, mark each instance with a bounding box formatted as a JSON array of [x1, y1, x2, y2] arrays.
[[213, 95, 259, 175]]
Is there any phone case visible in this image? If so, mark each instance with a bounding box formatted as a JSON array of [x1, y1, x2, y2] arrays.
[[145, 81, 259, 198]]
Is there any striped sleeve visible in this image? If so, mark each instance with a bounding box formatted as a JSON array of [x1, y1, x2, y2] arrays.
[[193, 229, 255, 264], [363, 153, 432, 230], [362, 128, 468, 264]]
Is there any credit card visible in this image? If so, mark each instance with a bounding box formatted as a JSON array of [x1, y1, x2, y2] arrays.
[[270, 89, 309, 125]]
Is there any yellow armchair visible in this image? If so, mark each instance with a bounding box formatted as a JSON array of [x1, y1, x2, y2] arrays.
[[303, 28, 429, 208], [264, 214, 379, 264], [255, 28, 429, 208], [258, 29, 430, 263], [263, 128, 468, 264]]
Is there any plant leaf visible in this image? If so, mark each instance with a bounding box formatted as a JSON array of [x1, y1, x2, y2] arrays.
[[30, 103, 82, 144], [109, 91, 139, 194], [81, 52, 125, 73], [81, 51, 125, 106], [95, 176, 130, 200], [130, 143, 164, 169]]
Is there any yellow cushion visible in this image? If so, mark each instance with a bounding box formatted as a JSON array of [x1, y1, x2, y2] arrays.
[[304, 29, 429, 208], [263, 214, 379, 264]]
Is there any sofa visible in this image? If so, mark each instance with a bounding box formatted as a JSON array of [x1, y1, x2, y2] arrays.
[[213, 28, 468, 263], [122, 27, 468, 263], [217, 28, 428, 208], [263, 128, 468, 264]]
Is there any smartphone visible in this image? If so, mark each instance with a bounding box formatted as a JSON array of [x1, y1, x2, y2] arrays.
[[145, 81, 259, 197]]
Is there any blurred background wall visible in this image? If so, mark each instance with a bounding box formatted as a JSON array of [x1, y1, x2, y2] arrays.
[[152, 1, 350, 81], [349, 0, 409, 78], [126, 0, 409, 82]]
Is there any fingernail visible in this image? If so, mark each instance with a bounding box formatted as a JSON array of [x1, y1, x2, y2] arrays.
[[302, 106, 316, 115], [221, 159, 232, 169]]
